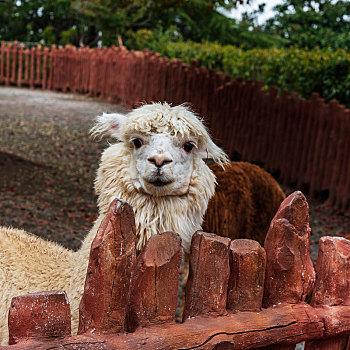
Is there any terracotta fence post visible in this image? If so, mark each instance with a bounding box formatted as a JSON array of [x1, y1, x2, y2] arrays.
[[263, 85, 278, 166], [0, 41, 5, 83], [279, 93, 296, 185], [308, 98, 327, 197], [183, 231, 231, 320], [305, 236, 350, 349], [263, 191, 315, 307], [35, 44, 42, 86], [10, 40, 18, 85], [17, 43, 24, 87], [227, 239, 266, 312], [42, 46, 49, 89], [126, 231, 182, 331], [23, 47, 30, 85], [5, 42, 11, 86], [8, 291, 71, 345], [78, 199, 137, 334], [29, 46, 35, 88], [324, 101, 346, 209], [337, 109, 350, 214], [285, 92, 302, 185]]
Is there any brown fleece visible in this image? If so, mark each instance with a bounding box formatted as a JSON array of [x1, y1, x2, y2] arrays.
[[203, 162, 285, 245]]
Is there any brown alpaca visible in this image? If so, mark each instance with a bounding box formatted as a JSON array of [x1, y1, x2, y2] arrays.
[[203, 162, 286, 244]]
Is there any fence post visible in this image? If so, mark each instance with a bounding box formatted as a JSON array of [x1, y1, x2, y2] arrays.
[[0, 41, 5, 83], [305, 236, 350, 349], [29, 46, 35, 88], [126, 231, 182, 331], [5, 42, 11, 86], [42, 46, 49, 89], [17, 43, 24, 87], [337, 109, 350, 214], [23, 47, 29, 85], [183, 231, 230, 320], [47, 45, 55, 90], [308, 98, 327, 197], [35, 44, 42, 86], [87, 47, 96, 96], [227, 239, 266, 312], [262, 85, 278, 167], [263, 191, 315, 307], [324, 101, 345, 208], [8, 291, 71, 345], [78, 199, 136, 334], [10, 40, 18, 85]]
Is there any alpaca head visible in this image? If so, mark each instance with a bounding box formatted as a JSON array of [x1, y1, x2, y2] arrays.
[[91, 103, 228, 198]]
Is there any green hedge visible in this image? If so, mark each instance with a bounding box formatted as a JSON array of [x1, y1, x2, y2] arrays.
[[126, 30, 350, 107]]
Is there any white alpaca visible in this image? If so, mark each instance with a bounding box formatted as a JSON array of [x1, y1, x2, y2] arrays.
[[92, 102, 228, 252], [0, 102, 228, 345]]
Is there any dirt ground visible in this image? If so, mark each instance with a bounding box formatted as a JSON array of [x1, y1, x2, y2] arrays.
[[0, 86, 349, 261]]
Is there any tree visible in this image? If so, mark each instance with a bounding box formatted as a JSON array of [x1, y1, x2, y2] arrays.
[[0, 0, 104, 46], [264, 0, 350, 49], [71, 0, 247, 46], [0, 0, 285, 49], [73, 0, 286, 48]]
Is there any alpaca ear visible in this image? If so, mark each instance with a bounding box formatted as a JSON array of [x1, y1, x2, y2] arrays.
[[90, 112, 127, 140]]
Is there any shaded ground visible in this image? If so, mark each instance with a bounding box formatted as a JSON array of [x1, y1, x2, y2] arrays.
[[0, 87, 125, 250], [0, 87, 349, 260]]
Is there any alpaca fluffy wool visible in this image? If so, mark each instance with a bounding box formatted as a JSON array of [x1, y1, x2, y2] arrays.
[[95, 143, 216, 252], [0, 225, 84, 344], [0, 217, 105, 345], [203, 162, 286, 244]]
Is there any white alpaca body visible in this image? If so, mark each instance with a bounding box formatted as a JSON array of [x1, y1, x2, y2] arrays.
[[0, 103, 228, 345]]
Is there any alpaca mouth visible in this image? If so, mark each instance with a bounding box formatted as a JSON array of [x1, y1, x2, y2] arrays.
[[145, 174, 174, 187], [148, 179, 172, 187]]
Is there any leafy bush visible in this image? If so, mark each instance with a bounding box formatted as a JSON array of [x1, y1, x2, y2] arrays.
[[126, 32, 350, 107]]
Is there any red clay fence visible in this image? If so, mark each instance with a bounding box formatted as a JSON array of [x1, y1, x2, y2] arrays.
[[1, 41, 349, 214], [4, 192, 350, 349]]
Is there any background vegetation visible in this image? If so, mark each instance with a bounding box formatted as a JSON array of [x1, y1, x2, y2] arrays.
[[127, 33, 350, 106], [0, 0, 349, 106]]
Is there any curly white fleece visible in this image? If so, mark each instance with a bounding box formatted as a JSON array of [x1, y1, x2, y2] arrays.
[[95, 143, 216, 252]]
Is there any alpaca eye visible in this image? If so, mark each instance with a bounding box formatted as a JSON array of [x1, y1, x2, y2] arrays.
[[133, 138, 143, 149], [183, 142, 194, 153]]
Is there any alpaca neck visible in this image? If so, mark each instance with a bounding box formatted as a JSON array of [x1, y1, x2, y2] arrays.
[[95, 155, 216, 253]]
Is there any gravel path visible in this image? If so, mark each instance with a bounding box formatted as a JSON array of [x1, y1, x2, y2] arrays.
[[0, 86, 349, 260], [0, 86, 125, 250]]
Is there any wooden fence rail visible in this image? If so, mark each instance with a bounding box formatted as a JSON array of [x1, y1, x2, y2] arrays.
[[3, 192, 350, 349], [0, 41, 349, 214]]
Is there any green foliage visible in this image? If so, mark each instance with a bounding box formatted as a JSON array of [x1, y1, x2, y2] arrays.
[[265, 0, 350, 50], [128, 38, 350, 107], [0, 0, 282, 49], [126, 27, 182, 52], [41, 26, 57, 45], [0, 0, 94, 46], [72, 0, 261, 47], [61, 28, 79, 46]]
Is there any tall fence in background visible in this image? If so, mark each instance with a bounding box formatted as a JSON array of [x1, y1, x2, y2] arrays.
[[1, 41, 349, 214]]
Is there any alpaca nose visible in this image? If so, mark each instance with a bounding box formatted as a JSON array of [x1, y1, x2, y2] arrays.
[[148, 156, 172, 168]]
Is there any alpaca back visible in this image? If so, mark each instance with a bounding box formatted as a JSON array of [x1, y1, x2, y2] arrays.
[[203, 162, 285, 244], [0, 226, 76, 345]]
